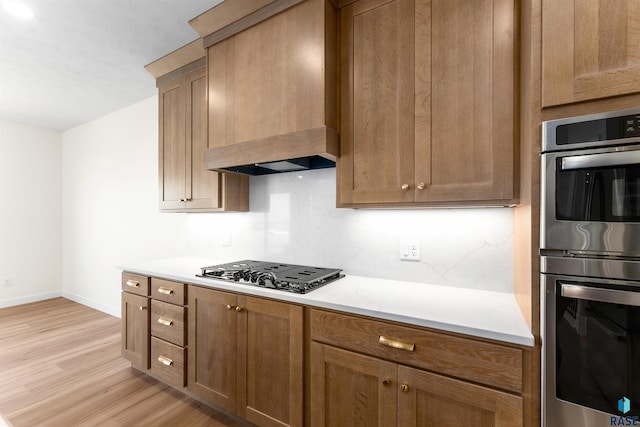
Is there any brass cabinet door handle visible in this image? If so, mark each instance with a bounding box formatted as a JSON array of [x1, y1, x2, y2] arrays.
[[235, 306, 243, 312], [157, 287, 174, 295], [157, 318, 173, 326], [378, 335, 415, 352], [158, 356, 173, 366], [400, 384, 410, 393], [126, 280, 139, 288], [226, 304, 234, 310], [138, 306, 146, 311], [382, 379, 391, 386]]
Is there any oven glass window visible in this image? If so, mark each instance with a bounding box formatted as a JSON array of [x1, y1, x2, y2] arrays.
[[556, 159, 640, 222], [555, 282, 640, 415]]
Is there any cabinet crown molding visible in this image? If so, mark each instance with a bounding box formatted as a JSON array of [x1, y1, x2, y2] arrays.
[[144, 39, 205, 79]]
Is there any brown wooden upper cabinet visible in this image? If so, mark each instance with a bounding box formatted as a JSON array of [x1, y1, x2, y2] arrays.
[[542, 0, 640, 107], [146, 41, 249, 212], [337, 0, 518, 207]]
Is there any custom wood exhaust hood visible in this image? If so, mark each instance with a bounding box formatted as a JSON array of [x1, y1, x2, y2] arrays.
[[190, 0, 338, 175]]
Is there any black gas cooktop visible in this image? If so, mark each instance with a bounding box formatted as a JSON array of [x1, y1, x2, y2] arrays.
[[196, 260, 344, 294]]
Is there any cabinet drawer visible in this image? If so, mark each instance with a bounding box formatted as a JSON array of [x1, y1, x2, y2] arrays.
[[310, 309, 523, 393], [151, 278, 186, 305], [151, 300, 186, 347], [150, 337, 186, 389], [122, 272, 150, 296]]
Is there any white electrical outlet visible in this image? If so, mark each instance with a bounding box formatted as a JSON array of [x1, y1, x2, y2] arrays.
[[221, 233, 232, 247], [400, 240, 421, 261]]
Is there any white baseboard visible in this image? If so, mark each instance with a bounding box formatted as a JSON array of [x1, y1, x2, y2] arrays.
[[62, 290, 121, 318], [0, 290, 120, 318], [0, 291, 62, 309], [0, 412, 12, 427]]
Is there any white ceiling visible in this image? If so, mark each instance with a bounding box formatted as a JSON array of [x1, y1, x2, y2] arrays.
[[0, 0, 222, 131]]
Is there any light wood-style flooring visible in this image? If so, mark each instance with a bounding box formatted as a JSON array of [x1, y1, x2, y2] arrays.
[[0, 298, 249, 427]]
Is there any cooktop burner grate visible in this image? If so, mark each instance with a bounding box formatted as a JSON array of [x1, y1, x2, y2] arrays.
[[196, 260, 344, 294]]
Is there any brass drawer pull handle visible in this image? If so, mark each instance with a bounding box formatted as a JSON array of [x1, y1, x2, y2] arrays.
[[158, 356, 173, 366], [158, 287, 174, 295], [126, 280, 139, 288], [378, 336, 415, 352], [157, 318, 173, 326]]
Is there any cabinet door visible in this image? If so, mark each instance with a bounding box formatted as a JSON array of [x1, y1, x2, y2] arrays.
[[542, 0, 640, 107], [158, 77, 187, 210], [185, 67, 222, 210], [187, 286, 237, 413], [237, 296, 304, 427], [339, 0, 516, 206], [338, 0, 415, 205], [397, 366, 523, 427], [310, 343, 396, 427], [121, 292, 149, 370], [416, 0, 516, 203]]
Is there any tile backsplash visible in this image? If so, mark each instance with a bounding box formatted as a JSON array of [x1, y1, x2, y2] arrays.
[[186, 168, 514, 293]]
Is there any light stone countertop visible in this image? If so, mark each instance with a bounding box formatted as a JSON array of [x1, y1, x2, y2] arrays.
[[119, 257, 534, 347]]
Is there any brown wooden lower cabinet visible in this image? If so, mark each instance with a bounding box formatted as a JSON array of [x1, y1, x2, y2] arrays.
[[122, 273, 528, 427], [311, 343, 523, 427], [187, 285, 304, 427], [121, 292, 150, 370], [310, 309, 525, 427], [121, 279, 150, 370], [310, 343, 397, 426], [397, 366, 523, 426], [148, 278, 188, 389], [187, 286, 237, 411]]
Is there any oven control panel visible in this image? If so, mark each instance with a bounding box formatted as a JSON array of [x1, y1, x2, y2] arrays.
[[624, 114, 640, 137]]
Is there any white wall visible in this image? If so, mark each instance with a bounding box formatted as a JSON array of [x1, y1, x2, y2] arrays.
[[0, 120, 62, 307], [61, 96, 186, 315], [60, 95, 514, 317]]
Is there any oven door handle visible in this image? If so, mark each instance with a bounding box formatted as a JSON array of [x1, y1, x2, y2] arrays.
[[561, 149, 640, 170], [560, 283, 640, 306]]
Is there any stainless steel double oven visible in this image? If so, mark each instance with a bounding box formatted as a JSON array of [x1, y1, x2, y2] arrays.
[[541, 107, 640, 426]]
